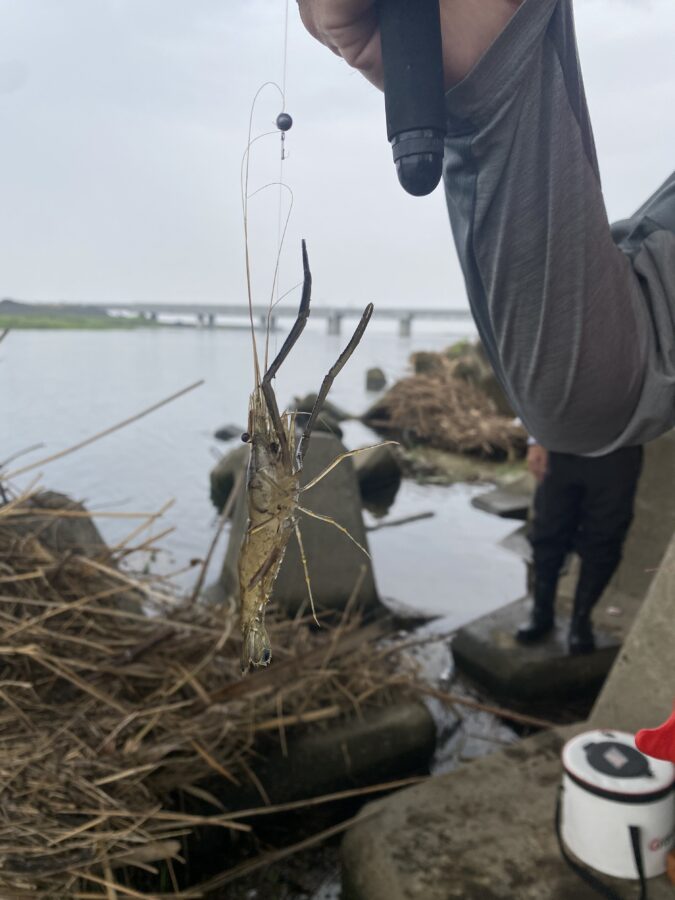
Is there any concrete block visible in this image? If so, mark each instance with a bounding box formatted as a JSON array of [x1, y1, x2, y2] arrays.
[[591, 531, 675, 734], [209, 444, 248, 512], [451, 598, 619, 702], [8, 490, 107, 558], [354, 443, 402, 497], [219, 432, 380, 615], [341, 725, 674, 900]]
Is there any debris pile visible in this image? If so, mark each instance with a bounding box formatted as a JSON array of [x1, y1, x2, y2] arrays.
[[363, 343, 526, 460]]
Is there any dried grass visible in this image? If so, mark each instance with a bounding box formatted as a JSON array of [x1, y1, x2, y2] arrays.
[[364, 351, 526, 460], [0, 493, 409, 898]]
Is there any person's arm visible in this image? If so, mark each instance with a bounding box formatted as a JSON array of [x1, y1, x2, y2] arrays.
[[298, 0, 675, 455]]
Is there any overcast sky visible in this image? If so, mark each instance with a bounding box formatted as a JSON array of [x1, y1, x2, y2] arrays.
[[1, 0, 674, 310]]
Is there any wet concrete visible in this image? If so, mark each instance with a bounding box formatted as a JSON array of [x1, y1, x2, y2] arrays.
[[451, 598, 620, 702]]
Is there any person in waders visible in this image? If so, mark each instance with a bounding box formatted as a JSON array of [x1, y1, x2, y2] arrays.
[[515, 442, 643, 654]]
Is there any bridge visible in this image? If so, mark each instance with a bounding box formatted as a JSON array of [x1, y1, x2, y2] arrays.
[[112, 302, 473, 337]]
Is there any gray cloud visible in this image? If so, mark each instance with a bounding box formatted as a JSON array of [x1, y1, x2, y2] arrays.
[[0, 0, 673, 308]]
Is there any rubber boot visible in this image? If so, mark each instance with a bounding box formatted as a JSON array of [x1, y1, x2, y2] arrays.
[[568, 564, 615, 655], [515, 577, 557, 644]]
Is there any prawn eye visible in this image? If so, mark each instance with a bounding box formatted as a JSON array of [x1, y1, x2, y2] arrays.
[[241, 432, 251, 443], [270, 441, 279, 454]]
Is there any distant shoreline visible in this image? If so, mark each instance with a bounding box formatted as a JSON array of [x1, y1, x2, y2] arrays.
[[0, 313, 156, 330], [0, 312, 257, 332]]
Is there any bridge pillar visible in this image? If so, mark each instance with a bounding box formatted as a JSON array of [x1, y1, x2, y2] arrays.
[[327, 313, 342, 336], [197, 313, 205, 328], [207, 313, 215, 328], [399, 314, 413, 338], [269, 315, 277, 333]]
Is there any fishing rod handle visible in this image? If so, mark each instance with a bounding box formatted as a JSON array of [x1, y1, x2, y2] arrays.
[[378, 0, 446, 196]]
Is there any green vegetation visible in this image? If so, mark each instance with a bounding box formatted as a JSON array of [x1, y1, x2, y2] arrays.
[[0, 314, 158, 330]]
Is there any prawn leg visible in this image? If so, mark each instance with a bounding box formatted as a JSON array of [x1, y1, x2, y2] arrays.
[[301, 441, 399, 494], [294, 523, 319, 626], [297, 505, 371, 560]]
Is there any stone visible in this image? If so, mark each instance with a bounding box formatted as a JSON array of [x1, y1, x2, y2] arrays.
[[451, 598, 620, 703], [205, 701, 436, 811], [292, 392, 351, 422], [219, 432, 380, 615], [8, 490, 107, 558], [2, 491, 142, 613], [341, 724, 674, 900], [471, 473, 535, 520], [353, 443, 402, 497], [446, 340, 514, 417], [209, 444, 248, 512], [213, 423, 244, 441], [410, 350, 446, 377], [365, 367, 387, 392]]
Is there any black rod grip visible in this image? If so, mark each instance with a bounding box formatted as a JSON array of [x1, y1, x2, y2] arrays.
[[378, 0, 446, 196]]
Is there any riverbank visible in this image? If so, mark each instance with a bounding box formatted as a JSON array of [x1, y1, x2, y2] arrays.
[[0, 312, 156, 329], [0, 298, 154, 329]]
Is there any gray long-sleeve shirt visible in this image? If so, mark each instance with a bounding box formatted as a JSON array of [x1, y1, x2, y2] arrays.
[[442, 0, 675, 455]]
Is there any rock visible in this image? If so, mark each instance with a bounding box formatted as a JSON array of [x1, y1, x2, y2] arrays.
[[219, 432, 380, 615], [213, 423, 244, 441], [447, 340, 515, 417], [1, 491, 142, 613], [203, 700, 436, 810], [471, 473, 535, 520], [209, 445, 248, 512], [478, 370, 515, 418], [341, 725, 675, 900], [365, 367, 387, 392], [293, 392, 351, 422], [8, 490, 108, 558], [443, 338, 474, 361], [451, 598, 620, 703], [354, 443, 402, 497], [410, 351, 446, 377]]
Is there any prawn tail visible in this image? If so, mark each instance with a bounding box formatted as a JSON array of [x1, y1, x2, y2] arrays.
[[240, 617, 272, 674]]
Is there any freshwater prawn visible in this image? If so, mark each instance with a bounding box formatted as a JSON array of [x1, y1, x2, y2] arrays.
[[236, 79, 392, 672], [238, 239, 376, 672]]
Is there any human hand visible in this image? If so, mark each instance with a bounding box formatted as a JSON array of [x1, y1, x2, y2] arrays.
[[526, 444, 548, 482], [297, 1, 524, 92], [297, 1, 383, 88]]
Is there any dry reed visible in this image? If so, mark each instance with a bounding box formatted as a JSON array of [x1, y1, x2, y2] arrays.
[[0, 490, 409, 898], [364, 350, 526, 459]]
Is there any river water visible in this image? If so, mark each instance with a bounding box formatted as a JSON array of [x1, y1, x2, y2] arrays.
[[1, 320, 523, 629]]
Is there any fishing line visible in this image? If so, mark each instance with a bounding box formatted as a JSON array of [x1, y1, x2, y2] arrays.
[[272, 0, 293, 362]]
